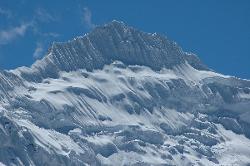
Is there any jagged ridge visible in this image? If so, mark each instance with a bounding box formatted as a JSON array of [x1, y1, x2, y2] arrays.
[[1, 21, 250, 166], [17, 20, 208, 82]]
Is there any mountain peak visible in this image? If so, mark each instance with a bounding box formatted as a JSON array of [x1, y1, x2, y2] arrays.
[[107, 20, 126, 26], [17, 21, 208, 82]]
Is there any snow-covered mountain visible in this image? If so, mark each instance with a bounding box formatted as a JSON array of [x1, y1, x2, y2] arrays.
[[1, 20, 250, 166]]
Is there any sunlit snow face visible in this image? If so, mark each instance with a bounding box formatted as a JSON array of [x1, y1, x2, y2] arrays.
[[0, 19, 250, 166]]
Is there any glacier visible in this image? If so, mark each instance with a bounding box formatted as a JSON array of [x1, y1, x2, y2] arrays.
[[0, 20, 250, 165]]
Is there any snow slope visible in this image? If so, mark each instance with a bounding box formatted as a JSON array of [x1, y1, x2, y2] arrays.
[[0, 21, 250, 166]]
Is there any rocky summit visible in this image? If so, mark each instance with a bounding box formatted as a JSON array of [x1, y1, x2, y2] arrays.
[[0, 21, 250, 166]]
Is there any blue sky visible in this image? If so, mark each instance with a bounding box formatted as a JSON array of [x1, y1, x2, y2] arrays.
[[0, 0, 249, 79]]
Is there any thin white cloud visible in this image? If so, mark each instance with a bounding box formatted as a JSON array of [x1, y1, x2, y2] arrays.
[[31, 8, 60, 38], [0, 23, 32, 45], [31, 25, 60, 38], [41, 32, 60, 38], [35, 8, 56, 23], [82, 7, 95, 29], [33, 42, 44, 59], [0, 8, 12, 18]]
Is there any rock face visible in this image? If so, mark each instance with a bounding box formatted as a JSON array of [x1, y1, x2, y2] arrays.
[[17, 21, 208, 82], [1, 21, 250, 166]]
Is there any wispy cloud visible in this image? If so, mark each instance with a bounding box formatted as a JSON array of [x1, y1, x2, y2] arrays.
[[82, 7, 95, 29], [42, 32, 60, 38], [35, 8, 57, 23], [0, 8, 12, 18], [33, 42, 44, 59], [31, 8, 60, 38], [0, 22, 32, 45], [32, 25, 60, 38]]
